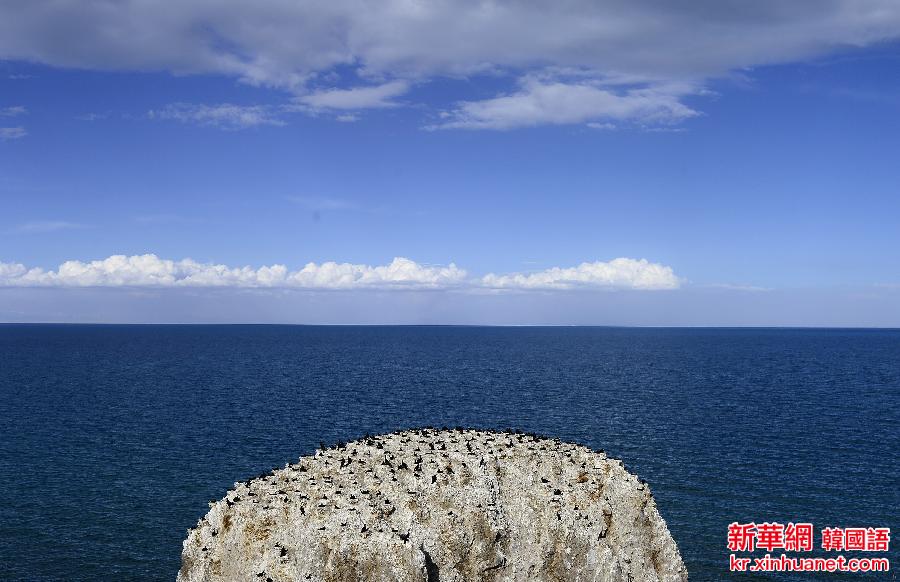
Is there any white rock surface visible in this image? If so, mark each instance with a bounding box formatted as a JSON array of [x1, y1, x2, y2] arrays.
[[178, 429, 687, 581]]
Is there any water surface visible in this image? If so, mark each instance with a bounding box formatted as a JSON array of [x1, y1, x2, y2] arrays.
[[1, 325, 897, 580]]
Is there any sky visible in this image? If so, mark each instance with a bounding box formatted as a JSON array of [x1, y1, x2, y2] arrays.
[[2, 0, 900, 325]]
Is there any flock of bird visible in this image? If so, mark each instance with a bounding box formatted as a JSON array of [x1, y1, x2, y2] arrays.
[[183, 427, 643, 581]]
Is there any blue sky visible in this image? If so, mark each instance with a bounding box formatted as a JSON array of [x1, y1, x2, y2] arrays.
[[2, 1, 900, 324]]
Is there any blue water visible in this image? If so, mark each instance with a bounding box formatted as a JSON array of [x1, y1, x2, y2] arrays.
[[1, 325, 897, 581]]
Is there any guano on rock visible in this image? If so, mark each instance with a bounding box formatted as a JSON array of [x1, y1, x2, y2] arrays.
[[178, 428, 688, 581]]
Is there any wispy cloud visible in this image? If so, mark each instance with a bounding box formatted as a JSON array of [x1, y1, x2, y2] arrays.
[[0, 254, 680, 291], [76, 112, 110, 121], [0, 106, 26, 117], [134, 214, 200, 225], [148, 103, 284, 130], [287, 196, 363, 212], [705, 283, 773, 292], [827, 86, 900, 107], [146, 82, 408, 130], [0, 127, 27, 140], [6, 221, 87, 234]]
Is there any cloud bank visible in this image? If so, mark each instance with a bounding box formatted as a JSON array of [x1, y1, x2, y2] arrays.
[[0, 255, 465, 289], [3, 1, 900, 128], [0, 254, 679, 291], [482, 259, 680, 290]]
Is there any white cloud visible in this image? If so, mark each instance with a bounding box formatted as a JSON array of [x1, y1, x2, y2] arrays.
[[0, 127, 27, 140], [288, 257, 465, 289], [0, 255, 467, 289], [0, 106, 26, 117], [148, 103, 283, 129], [0, 261, 29, 281], [297, 80, 410, 111], [430, 79, 698, 130], [2, 1, 899, 128], [481, 258, 680, 290], [0, 254, 681, 291]]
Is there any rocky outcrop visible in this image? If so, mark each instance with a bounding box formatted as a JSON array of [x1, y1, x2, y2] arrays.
[[178, 429, 687, 581]]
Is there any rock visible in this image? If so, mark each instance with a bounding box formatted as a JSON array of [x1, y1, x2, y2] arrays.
[[177, 429, 687, 581]]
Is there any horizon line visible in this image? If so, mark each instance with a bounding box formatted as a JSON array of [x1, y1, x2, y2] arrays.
[[1, 322, 899, 330]]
